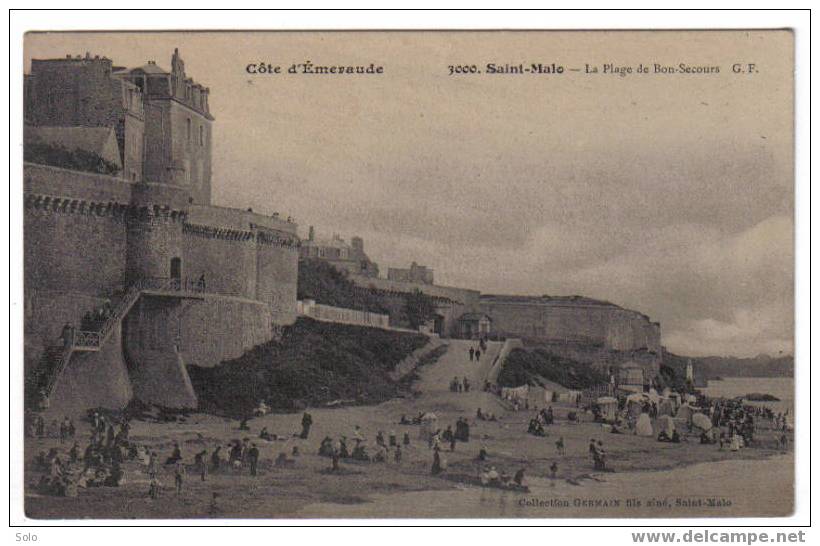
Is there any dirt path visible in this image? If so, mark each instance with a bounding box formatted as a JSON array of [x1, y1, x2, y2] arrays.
[[414, 339, 501, 405]]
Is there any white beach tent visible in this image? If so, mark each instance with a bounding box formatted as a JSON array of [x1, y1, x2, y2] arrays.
[[635, 413, 654, 437]]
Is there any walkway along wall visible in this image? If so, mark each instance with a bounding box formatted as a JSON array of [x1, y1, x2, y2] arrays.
[[297, 299, 391, 330]]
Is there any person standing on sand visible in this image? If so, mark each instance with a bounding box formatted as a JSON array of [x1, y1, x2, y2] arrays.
[[210, 445, 222, 471], [147, 451, 158, 480], [475, 349, 481, 361], [431, 446, 442, 475], [174, 459, 185, 495], [300, 412, 313, 439], [248, 443, 260, 476], [149, 476, 160, 499], [331, 445, 340, 471], [195, 449, 208, 481], [469, 347, 475, 361]]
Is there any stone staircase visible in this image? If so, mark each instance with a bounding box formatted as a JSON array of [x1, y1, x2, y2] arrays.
[[26, 277, 205, 410]]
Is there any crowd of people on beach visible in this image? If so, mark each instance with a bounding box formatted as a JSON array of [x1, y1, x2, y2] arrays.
[[26, 334, 793, 509], [30, 410, 131, 497]]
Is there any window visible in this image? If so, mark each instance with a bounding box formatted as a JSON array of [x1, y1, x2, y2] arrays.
[[199, 125, 204, 146], [186, 118, 191, 142]]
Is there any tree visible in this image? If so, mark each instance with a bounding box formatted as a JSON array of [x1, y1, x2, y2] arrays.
[[402, 289, 437, 330]]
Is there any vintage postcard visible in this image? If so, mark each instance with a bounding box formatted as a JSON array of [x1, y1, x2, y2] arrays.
[[19, 29, 794, 519]]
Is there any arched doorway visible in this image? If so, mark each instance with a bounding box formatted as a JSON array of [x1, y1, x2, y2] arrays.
[[433, 314, 445, 335]]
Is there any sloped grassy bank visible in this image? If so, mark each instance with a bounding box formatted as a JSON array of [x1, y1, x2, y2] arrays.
[[187, 317, 430, 417], [496, 347, 609, 390]]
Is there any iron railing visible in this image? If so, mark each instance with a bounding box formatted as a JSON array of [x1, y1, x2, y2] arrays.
[[37, 276, 208, 401], [43, 346, 73, 396]]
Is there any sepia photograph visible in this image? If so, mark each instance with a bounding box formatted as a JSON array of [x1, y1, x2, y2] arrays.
[[14, 25, 799, 522]]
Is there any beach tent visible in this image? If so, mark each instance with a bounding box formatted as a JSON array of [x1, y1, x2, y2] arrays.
[[543, 390, 555, 404], [596, 396, 618, 421], [691, 412, 712, 432], [635, 413, 654, 437], [419, 412, 438, 440], [501, 385, 529, 402], [657, 415, 676, 436], [559, 390, 581, 404]]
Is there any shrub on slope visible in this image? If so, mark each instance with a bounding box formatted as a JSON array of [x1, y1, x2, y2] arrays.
[[496, 348, 608, 390], [188, 317, 429, 417]]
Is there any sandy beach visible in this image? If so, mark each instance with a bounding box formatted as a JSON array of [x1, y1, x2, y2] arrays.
[[24, 340, 793, 519]]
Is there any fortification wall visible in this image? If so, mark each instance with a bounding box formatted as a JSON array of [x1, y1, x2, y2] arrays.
[[126, 216, 185, 284], [480, 299, 662, 355], [24, 163, 133, 202], [185, 204, 300, 324], [24, 189, 128, 299], [256, 240, 299, 325], [122, 297, 197, 408], [350, 276, 481, 337], [24, 291, 107, 366], [352, 276, 481, 306], [182, 229, 257, 298], [188, 204, 297, 235], [46, 324, 133, 417], [178, 294, 272, 368]]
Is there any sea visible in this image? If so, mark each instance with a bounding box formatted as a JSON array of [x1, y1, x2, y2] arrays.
[[699, 376, 794, 414]]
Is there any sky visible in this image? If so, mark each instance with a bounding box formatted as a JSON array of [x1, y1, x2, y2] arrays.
[[24, 31, 794, 357]]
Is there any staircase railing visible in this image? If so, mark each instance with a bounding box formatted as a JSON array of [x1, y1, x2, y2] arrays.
[[35, 276, 207, 402], [71, 276, 205, 350], [43, 346, 74, 397]]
